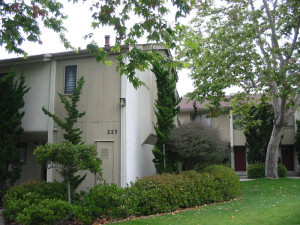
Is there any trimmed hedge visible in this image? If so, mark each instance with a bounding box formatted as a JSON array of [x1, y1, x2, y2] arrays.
[[247, 163, 287, 179], [2, 180, 68, 223], [3, 165, 241, 224], [130, 165, 240, 215], [77, 183, 132, 224]]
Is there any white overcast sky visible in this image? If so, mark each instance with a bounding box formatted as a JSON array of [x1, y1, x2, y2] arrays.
[[0, 1, 194, 97]]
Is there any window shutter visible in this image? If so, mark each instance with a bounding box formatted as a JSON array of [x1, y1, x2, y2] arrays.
[[65, 65, 77, 94]]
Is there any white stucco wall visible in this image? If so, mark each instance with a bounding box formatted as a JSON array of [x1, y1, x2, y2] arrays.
[[124, 69, 156, 185], [18, 62, 51, 132]]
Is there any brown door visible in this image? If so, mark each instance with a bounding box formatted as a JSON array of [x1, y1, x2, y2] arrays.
[[234, 146, 246, 171], [281, 145, 294, 171]]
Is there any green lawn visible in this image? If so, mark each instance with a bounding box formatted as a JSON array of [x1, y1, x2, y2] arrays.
[[116, 178, 300, 225]]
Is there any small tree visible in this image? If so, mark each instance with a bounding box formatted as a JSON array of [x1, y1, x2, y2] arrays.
[[0, 71, 29, 200], [152, 61, 181, 173], [242, 95, 274, 164], [295, 120, 300, 164], [34, 142, 102, 204], [42, 76, 86, 189], [167, 122, 228, 171], [42, 76, 85, 145]]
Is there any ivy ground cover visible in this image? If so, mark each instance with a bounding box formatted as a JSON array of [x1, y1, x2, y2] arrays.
[[115, 178, 300, 225]]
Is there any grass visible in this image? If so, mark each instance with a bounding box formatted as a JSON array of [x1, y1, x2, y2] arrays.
[[116, 178, 300, 225]]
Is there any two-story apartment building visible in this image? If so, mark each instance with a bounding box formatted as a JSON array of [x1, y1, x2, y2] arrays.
[[179, 97, 300, 173], [0, 43, 167, 190]]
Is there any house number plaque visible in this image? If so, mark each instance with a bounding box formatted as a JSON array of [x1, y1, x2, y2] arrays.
[[107, 130, 117, 134]]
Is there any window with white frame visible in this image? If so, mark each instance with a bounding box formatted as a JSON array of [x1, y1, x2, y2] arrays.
[[64, 65, 77, 94], [190, 113, 211, 126]]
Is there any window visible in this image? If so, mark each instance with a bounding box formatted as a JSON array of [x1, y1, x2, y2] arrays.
[[64, 65, 77, 94], [190, 113, 211, 126], [16, 143, 27, 164], [233, 114, 243, 129], [285, 115, 295, 127]]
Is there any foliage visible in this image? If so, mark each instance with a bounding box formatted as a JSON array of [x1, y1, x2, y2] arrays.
[[34, 142, 102, 204], [130, 165, 240, 215], [15, 199, 76, 225], [42, 76, 85, 145], [2, 180, 68, 223], [79, 183, 130, 223], [0, 70, 29, 201], [117, 178, 300, 225], [86, 0, 191, 88], [152, 61, 181, 173], [295, 120, 300, 164], [182, 0, 300, 178], [3, 167, 241, 224], [247, 164, 287, 179], [201, 165, 241, 200], [167, 121, 228, 170], [241, 95, 274, 164], [42, 76, 87, 194], [0, 0, 70, 55]]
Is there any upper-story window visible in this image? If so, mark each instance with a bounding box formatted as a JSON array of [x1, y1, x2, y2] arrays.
[[190, 113, 211, 126], [233, 114, 243, 129], [64, 65, 77, 94], [285, 115, 294, 127]]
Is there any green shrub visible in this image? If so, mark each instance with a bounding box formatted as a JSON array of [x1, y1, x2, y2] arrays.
[[201, 165, 241, 200], [247, 163, 287, 179], [278, 164, 287, 177], [130, 165, 240, 216], [15, 199, 76, 225], [80, 183, 129, 222], [2, 180, 68, 223]]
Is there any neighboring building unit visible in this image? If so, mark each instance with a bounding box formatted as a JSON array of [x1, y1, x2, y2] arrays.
[[178, 97, 300, 173], [0, 44, 169, 190]]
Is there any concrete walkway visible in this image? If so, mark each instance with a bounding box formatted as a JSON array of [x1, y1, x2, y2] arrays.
[[237, 171, 300, 181]]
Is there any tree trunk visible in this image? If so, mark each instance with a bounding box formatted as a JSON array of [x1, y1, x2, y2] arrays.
[[265, 124, 283, 179], [65, 170, 71, 204]]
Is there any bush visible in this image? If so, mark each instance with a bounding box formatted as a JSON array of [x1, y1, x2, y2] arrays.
[[247, 164, 287, 179], [278, 164, 287, 177], [2, 180, 68, 223], [3, 166, 241, 224], [15, 199, 76, 225], [201, 165, 241, 200], [80, 183, 129, 223], [167, 122, 229, 170], [130, 165, 240, 215]]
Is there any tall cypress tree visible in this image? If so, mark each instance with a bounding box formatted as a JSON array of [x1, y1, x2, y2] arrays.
[[152, 61, 181, 173], [0, 71, 29, 199]]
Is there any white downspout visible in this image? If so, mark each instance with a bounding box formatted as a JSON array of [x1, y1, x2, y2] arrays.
[[46, 60, 56, 182], [230, 110, 235, 170]]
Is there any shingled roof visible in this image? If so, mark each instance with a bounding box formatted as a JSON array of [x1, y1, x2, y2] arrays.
[[179, 95, 262, 112]]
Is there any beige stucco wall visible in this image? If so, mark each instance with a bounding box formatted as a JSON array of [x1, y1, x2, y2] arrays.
[[0, 62, 52, 132], [178, 111, 191, 124], [0, 62, 52, 184], [281, 128, 295, 145], [211, 112, 230, 142], [51, 55, 121, 190]]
